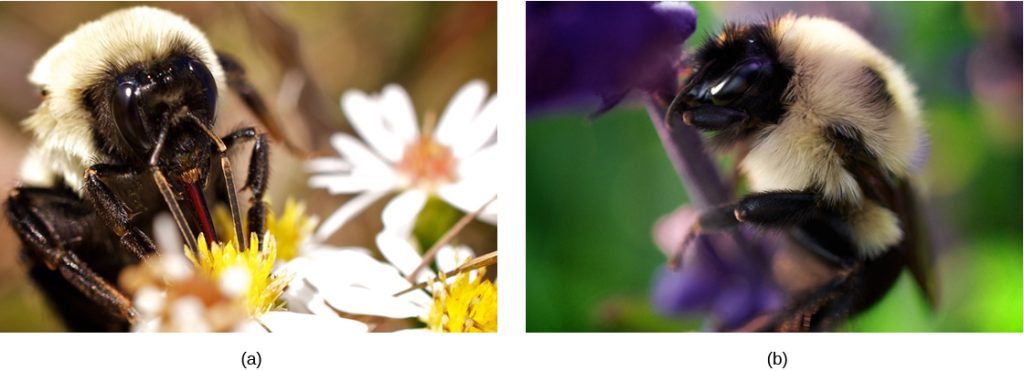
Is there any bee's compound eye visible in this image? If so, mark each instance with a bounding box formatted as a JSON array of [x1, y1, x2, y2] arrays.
[[710, 60, 767, 106], [112, 79, 152, 152], [173, 55, 218, 123]]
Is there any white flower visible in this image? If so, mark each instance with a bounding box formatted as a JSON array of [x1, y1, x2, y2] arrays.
[[281, 246, 432, 321], [281, 214, 477, 327], [376, 189, 478, 286], [130, 213, 368, 333], [308, 80, 499, 241]]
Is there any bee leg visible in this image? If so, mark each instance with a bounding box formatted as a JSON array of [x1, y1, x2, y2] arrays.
[[673, 191, 822, 268], [83, 164, 158, 260], [222, 127, 270, 250], [5, 187, 137, 325], [218, 52, 307, 157], [709, 191, 859, 262], [684, 190, 819, 239], [244, 133, 270, 248]]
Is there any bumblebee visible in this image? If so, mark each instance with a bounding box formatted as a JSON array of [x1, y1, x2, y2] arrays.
[[666, 15, 935, 330], [5, 7, 281, 331]]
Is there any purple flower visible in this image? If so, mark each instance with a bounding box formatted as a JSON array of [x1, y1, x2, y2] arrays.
[[527, 2, 697, 116], [650, 205, 783, 331], [644, 95, 785, 331]]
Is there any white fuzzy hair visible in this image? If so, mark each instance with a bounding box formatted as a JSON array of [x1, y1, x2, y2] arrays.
[[20, 6, 225, 193], [739, 15, 924, 255]]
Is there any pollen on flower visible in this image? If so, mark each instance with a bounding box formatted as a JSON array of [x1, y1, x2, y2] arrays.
[[184, 232, 290, 317], [397, 136, 458, 192], [427, 268, 497, 332], [212, 198, 316, 262]]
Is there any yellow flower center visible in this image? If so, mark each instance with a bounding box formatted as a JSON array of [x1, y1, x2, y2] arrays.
[[397, 136, 458, 192], [184, 232, 289, 317], [212, 198, 315, 262], [427, 269, 497, 332]]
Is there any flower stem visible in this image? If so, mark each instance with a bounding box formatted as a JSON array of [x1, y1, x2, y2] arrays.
[[643, 95, 730, 209], [406, 195, 498, 283]]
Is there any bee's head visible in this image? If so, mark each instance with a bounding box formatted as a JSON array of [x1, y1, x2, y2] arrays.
[[667, 21, 793, 146], [84, 52, 219, 184]]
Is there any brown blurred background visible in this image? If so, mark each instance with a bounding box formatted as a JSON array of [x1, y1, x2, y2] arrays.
[[0, 2, 496, 331]]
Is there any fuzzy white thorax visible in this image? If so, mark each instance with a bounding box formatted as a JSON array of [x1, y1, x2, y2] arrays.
[[739, 15, 925, 255], [20, 6, 225, 193]]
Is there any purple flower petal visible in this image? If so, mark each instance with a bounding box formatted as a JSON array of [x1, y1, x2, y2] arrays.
[[527, 2, 697, 116], [651, 204, 784, 330]]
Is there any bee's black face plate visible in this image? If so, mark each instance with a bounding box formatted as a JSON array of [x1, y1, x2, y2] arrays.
[[84, 52, 218, 169], [670, 22, 794, 147]]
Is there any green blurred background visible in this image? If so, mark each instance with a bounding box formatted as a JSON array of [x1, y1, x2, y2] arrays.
[[527, 1, 1022, 332], [0, 2, 496, 331]]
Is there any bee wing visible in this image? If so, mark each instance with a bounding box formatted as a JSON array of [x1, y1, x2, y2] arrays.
[[846, 152, 938, 309], [832, 125, 937, 308], [896, 179, 938, 308]]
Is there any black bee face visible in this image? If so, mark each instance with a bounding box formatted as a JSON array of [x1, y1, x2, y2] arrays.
[[112, 54, 217, 155], [86, 53, 218, 181], [668, 23, 793, 146]]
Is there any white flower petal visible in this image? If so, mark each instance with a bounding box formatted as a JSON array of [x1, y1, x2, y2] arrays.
[[435, 80, 489, 146], [457, 143, 499, 181], [393, 328, 430, 333], [314, 190, 389, 241], [435, 244, 476, 274], [132, 318, 162, 333], [399, 288, 433, 309], [342, 91, 405, 162], [376, 232, 431, 283], [438, 144, 498, 224], [281, 273, 336, 316], [479, 199, 498, 224], [381, 189, 428, 236], [246, 312, 369, 333], [296, 247, 425, 293], [452, 95, 498, 158], [380, 85, 420, 142], [305, 157, 352, 173], [320, 286, 425, 319], [134, 287, 165, 317], [329, 133, 394, 175], [438, 182, 496, 225], [152, 213, 182, 255], [281, 246, 433, 320], [169, 296, 209, 332], [308, 174, 371, 194]]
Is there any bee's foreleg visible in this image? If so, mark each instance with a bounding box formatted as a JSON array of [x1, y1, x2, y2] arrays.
[[218, 52, 308, 157], [672, 191, 820, 268], [83, 164, 157, 259], [222, 127, 270, 250], [690, 191, 819, 234]]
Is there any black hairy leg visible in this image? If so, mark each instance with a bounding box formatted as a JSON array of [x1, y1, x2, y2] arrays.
[[218, 52, 306, 157], [83, 164, 157, 259], [5, 186, 137, 331], [675, 191, 897, 331], [769, 247, 904, 331], [672, 191, 817, 266], [673, 191, 860, 268], [222, 127, 271, 249]]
